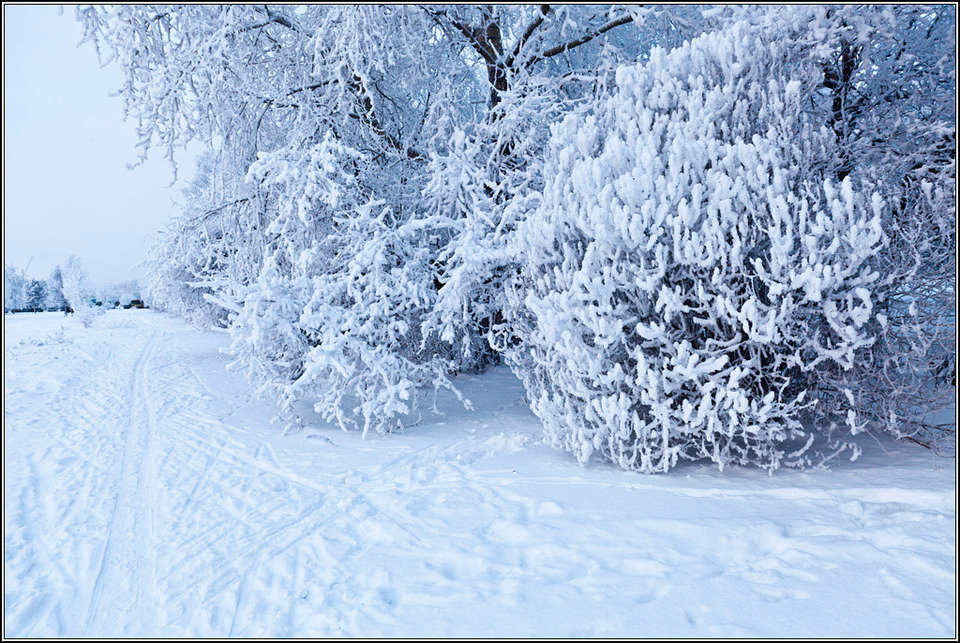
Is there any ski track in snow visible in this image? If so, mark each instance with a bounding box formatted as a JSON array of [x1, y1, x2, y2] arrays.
[[4, 310, 956, 637]]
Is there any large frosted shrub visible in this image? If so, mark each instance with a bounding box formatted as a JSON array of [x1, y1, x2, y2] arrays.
[[505, 25, 889, 472]]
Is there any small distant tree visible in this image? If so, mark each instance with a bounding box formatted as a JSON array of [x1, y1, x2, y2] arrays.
[[45, 266, 67, 310], [61, 256, 103, 327], [4, 264, 28, 312], [25, 279, 47, 312]]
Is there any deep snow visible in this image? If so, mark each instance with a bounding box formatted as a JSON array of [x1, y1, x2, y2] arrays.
[[4, 310, 956, 637]]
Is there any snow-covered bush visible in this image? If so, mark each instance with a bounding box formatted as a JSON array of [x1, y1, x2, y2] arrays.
[[813, 6, 956, 444], [504, 23, 892, 472], [226, 132, 466, 434], [709, 6, 957, 447], [293, 203, 467, 435]]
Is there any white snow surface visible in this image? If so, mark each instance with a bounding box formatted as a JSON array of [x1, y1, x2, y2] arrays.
[[4, 310, 956, 637]]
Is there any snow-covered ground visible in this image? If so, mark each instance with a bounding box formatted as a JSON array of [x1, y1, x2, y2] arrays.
[[4, 310, 956, 637]]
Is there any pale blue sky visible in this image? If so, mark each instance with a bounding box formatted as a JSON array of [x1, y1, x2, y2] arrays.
[[4, 5, 195, 284]]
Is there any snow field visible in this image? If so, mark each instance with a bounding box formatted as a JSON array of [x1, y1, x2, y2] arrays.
[[4, 310, 956, 636]]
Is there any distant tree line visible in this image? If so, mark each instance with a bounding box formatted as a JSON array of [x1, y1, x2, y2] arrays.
[[4, 257, 142, 315]]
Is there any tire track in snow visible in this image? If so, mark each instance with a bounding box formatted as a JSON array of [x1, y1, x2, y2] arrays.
[[84, 330, 162, 635]]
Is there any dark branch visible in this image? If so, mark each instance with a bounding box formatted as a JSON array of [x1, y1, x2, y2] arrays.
[[349, 76, 423, 160], [532, 14, 635, 65], [506, 5, 550, 67], [264, 6, 298, 33], [421, 7, 498, 64], [454, 19, 498, 64], [260, 77, 423, 160], [183, 197, 254, 232]]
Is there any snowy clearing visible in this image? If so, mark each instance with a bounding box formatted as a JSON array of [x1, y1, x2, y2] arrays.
[[4, 310, 956, 637]]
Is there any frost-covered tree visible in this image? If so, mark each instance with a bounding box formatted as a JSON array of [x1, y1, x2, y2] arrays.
[[147, 148, 254, 327], [61, 256, 102, 327], [79, 5, 953, 465], [80, 4, 701, 433], [24, 279, 47, 312], [4, 264, 28, 312], [45, 266, 67, 310]]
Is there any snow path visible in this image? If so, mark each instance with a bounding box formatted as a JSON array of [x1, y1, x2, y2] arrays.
[[4, 310, 956, 637]]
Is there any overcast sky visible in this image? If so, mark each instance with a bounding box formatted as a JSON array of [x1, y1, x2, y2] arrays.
[[4, 5, 195, 284]]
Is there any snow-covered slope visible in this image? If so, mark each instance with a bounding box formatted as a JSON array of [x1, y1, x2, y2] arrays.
[[4, 310, 956, 637]]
